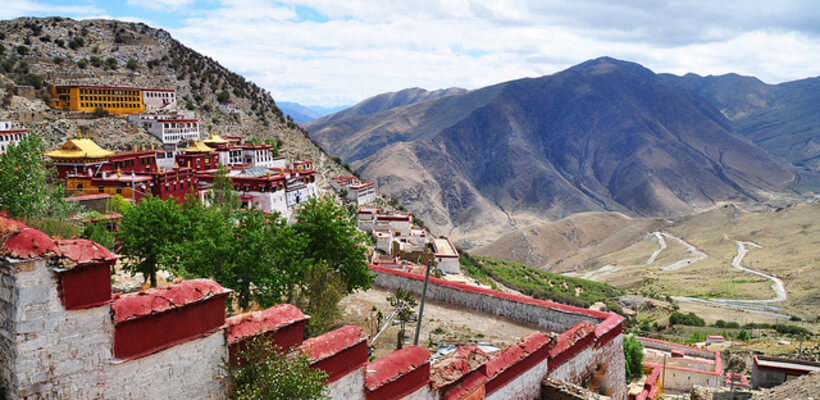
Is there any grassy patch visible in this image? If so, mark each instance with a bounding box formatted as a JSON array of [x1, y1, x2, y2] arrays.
[[472, 256, 624, 312], [460, 255, 498, 290]]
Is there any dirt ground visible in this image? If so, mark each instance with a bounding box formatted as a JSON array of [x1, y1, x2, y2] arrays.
[[340, 288, 544, 358]]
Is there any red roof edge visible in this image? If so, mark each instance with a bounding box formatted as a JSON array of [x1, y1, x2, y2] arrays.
[[365, 346, 431, 391], [112, 279, 229, 324], [486, 332, 551, 377], [298, 325, 367, 363], [225, 304, 309, 344]]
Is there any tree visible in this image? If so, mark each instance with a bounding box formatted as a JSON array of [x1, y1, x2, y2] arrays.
[[217, 91, 230, 103], [118, 195, 186, 287], [16, 45, 28, 56], [293, 196, 372, 293], [0, 134, 78, 235], [623, 336, 644, 382], [295, 262, 345, 337], [207, 164, 240, 210], [83, 222, 115, 250], [224, 335, 328, 400], [387, 288, 417, 350]]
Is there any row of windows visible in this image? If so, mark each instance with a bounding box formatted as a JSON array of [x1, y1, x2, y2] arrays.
[[145, 92, 175, 98], [79, 88, 139, 96], [81, 103, 142, 109], [0, 134, 26, 141], [80, 95, 140, 102]]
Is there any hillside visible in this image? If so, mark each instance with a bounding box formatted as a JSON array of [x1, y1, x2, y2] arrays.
[[308, 86, 467, 125], [0, 17, 350, 185], [308, 57, 796, 243], [659, 72, 820, 191], [278, 101, 321, 122]]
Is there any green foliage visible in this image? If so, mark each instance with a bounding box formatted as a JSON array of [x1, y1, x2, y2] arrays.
[[118, 195, 186, 287], [0, 134, 78, 235], [686, 331, 706, 344], [207, 165, 240, 210], [459, 254, 497, 290], [736, 329, 751, 341], [472, 256, 623, 311], [89, 56, 102, 67], [104, 57, 118, 70], [126, 58, 138, 71], [54, 38, 64, 48], [82, 222, 115, 250], [68, 37, 84, 50], [669, 312, 705, 327], [217, 91, 230, 103], [76, 58, 88, 69], [52, 56, 63, 65], [292, 196, 373, 293], [18, 74, 44, 90], [295, 262, 345, 337], [224, 336, 328, 400], [623, 336, 644, 382], [16, 45, 29, 56], [775, 324, 812, 336], [387, 288, 417, 350]]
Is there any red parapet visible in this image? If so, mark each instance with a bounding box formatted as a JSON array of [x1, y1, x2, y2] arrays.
[[365, 346, 431, 400], [55, 239, 118, 265], [442, 369, 488, 400], [299, 325, 369, 383], [112, 279, 229, 360], [1, 215, 57, 259], [485, 332, 551, 394], [548, 321, 597, 371], [225, 304, 309, 365], [431, 345, 488, 389], [57, 262, 112, 310]]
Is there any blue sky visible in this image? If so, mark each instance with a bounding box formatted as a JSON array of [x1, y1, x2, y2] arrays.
[[4, 1, 820, 107]]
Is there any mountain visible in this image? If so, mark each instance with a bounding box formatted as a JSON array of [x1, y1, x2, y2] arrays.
[[307, 57, 796, 244], [658, 73, 820, 190], [0, 17, 350, 184], [308, 86, 467, 125], [278, 101, 322, 122]]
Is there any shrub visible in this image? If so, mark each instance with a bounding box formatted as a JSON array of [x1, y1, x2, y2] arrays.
[[736, 329, 751, 341], [669, 312, 705, 327], [726, 321, 740, 329], [104, 57, 118, 70], [16, 45, 29, 56], [775, 324, 812, 336], [20, 74, 44, 90], [77, 59, 88, 69], [54, 39, 64, 48], [126, 58, 138, 71], [216, 91, 230, 103], [89, 56, 102, 67], [53, 57, 64, 65], [68, 36, 84, 50], [623, 336, 644, 382]]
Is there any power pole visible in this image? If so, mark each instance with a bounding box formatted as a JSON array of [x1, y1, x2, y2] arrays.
[[413, 260, 432, 346]]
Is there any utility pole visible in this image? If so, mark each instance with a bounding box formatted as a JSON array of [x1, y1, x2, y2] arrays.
[[413, 260, 432, 346]]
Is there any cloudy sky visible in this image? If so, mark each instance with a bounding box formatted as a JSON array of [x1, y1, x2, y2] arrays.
[[4, 1, 820, 107]]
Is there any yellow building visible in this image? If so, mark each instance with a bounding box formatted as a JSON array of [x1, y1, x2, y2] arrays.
[[45, 133, 115, 178], [49, 86, 146, 114]]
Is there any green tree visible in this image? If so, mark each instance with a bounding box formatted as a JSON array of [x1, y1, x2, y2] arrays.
[[217, 91, 230, 103], [623, 336, 644, 382], [295, 261, 346, 337], [83, 222, 115, 250], [118, 195, 186, 287], [207, 164, 240, 210], [0, 134, 78, 235], [293, 196, 372, 293], [224, 335, 328, 400], [387, 288, 417, 350]]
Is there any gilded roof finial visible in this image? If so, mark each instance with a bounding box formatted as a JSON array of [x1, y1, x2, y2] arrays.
[[117, 168, 122, 178]]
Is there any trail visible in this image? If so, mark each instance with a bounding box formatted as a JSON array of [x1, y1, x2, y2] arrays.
[[674, 241, 789, 318], [645, 232, 666, 264], [580, 265, 624, 281], [657, 233, 708, 271]]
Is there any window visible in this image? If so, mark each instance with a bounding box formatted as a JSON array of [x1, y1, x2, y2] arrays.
[[98, 186, 104, 193], [116, 187, 122, 194]]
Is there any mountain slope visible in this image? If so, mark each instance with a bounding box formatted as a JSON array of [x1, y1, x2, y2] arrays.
[[308, 86, 467, 125], [0, 17, 349, 185], [279, 101, 322, 122], [309, 57, 795, 243], [658, 72, 820, 190]]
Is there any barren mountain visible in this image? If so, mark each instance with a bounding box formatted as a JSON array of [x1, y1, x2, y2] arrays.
[[0, 17, 350, 186], [308, 57, 796, 243]]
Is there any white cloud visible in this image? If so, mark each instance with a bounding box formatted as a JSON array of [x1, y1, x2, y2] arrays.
[[162, 0, 820, 106], [0, 0, 103, 19], [124, 0, 194, 12]]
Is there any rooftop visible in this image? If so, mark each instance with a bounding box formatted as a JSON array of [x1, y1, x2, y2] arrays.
[[433, 238, 458, 257], [298, 325, 367, 363], [225, 304, 308, 344], [45, 137, 115, 159], [112, 279, 229, 324]]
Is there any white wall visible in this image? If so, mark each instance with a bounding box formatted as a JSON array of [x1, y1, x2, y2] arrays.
[[486, 357, 550, 400]]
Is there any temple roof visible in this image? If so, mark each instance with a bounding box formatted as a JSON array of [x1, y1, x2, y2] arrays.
[[45, 138, 115, 159], [203, 131, 228, 145], [183, 140, 215, 153]]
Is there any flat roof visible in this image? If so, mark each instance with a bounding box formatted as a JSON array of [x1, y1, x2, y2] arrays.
[[755, 356, 820, 372], [433, 238, 458, 257]]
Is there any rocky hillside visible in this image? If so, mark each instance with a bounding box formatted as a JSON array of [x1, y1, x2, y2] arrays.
[[307, 57, 796, 244], [0, 17, 350, 186], [658, 72, 820, 191]]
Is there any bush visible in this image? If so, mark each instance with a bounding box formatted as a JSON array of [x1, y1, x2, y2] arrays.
[[54, 39, 64, 48], [669, 312, 705, 327], [104, 57, 118, 70], [216, 91, 230, 103], [68, 37, 84, 50], [53, 57, 64, 65], [775, 324, 812, 336], [89, 56, 102, 67], [737, 329, 751, 341], [16, 45, 29, 56], [77, 59, 88, 69], [623, 336, 644, 382], [126, 58, 138, 71], [726, 321, 740, 329], [20, 74, 44, 90]]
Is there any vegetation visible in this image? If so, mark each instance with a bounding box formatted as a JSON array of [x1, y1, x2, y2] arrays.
[[459, 254, 497, 290], [669, 312, 706, 327], [223, 335, 328, 400], [387, 288, 417, 350], [104, 57, 118, 70], [82, 222, 115, 250], [206, 165, 240, 210], [736, 329, 750, 341], [472, 256, 623, 311], [0, 134, 79, 236], [623, 336, 644, 382], [126, 58, 138, 71], [714, 320, 740, 329]]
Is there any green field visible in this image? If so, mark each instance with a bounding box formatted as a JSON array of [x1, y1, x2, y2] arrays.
[[471, 255, 624, 312]]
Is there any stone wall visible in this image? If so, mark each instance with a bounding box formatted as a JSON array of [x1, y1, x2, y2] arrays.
[[485, 357, 549, 400], [0, 260, 18, 397], [325, 367, 365, 400]]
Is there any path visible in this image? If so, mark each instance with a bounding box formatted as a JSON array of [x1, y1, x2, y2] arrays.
[[674, 241, 789, 318], [657, 233, 708, 271], [645, 232, 666, 264]]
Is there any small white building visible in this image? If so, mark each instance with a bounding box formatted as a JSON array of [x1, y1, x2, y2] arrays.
[[155, 149, 176, 171], [347, 181, 376, 206], [147, 118, 200, 144], [285, 176, 317, 208], [0, 121, 28, 154], [433, 238, 460, 274], [142, 89, 177, 110], [127, 113, 187, 129], [218, 103, 242, 115], [357, 206, 377, 232], [376, 213, 411, 236]]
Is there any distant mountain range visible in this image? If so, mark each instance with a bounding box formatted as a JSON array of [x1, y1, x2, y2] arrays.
[[306, 57, 805, 244], [278, 102, 350, 122]]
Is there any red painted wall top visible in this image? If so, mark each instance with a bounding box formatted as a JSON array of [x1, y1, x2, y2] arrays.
[[112, 279, 228, 324], [365, 345, 431, 391], [298, 325, 367, 363], [486, 332, 550, 377], [225, 303, 309, 344]]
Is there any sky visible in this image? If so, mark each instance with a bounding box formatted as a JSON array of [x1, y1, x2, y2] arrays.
[[4, 1, 820, 107]]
